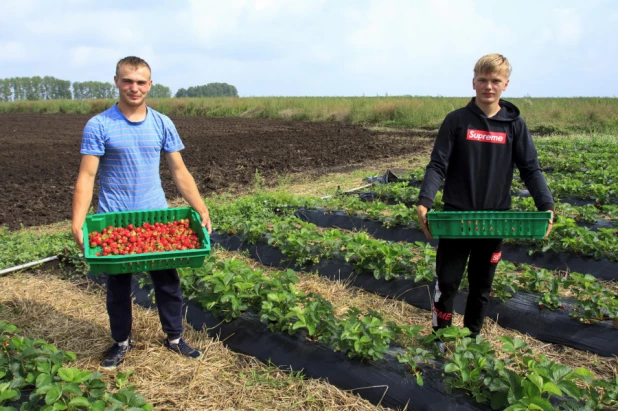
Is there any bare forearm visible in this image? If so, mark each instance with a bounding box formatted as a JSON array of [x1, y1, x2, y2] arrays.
[[173, 170, 207, 213], [72, 176, 94, 232]]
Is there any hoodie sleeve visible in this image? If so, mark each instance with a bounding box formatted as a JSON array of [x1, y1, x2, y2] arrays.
[[513, 120, 554, 211], [417, 114, 456, 209]]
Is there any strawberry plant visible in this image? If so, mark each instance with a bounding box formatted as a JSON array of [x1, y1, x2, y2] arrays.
[[590, 374, 618, 409], [565, 273, 618, 323], [333, 308, 400, 361], [518, 267, 553, 294], [268, 220, 322, 265], [280, 293, 337, 341], [395, 346, 434, 387], [0, 321, 152, 411], [411, 242, 436, 283], [260, 283, 304, 333], [490, 262, 518, 302], [180, 256, 274, 320], [395, 325, 434, 387], [443, 336, 499, 405], [0, 381, 20, 407]]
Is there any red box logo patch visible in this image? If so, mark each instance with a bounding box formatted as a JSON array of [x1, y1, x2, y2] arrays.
[[490, 251, 502, 263], [467, 129, 507, 144]]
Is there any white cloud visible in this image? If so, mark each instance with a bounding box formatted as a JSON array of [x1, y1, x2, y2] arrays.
[[540, 28, 553, 43], [554, 8, 582, 45], [310, 45, 334, 63], [0, 41, 29, 62], [0, 0, 35, 22], [342, 0, 517, 75], [23, 10, 146, 45]]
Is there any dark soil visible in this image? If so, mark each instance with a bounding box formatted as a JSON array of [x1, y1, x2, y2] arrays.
[[0, 113, 434, 230]]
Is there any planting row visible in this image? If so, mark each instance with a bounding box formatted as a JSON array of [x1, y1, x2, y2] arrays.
[[330, 183, 618, 263], [210, 230, 618, 358], [535, 139, 618, 174], [0, 319, 152, 411], [369, 135, 618, 206], [294, 207, 617, 282], [124, 252, 617, 410], [208, 196, 618, 354], [211, 197, 618, 322]]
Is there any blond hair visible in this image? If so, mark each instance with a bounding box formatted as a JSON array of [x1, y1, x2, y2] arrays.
[[473, 54, 512, 78]]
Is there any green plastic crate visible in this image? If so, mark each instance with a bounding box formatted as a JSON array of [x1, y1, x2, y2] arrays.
[[427, 211, 552, 239], [83, 207, 211, 274]]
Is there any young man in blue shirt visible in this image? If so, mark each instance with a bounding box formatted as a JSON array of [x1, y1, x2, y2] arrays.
[[72, 56, 212, 369]]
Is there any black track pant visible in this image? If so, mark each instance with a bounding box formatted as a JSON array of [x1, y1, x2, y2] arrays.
[[432, 238, 503, 335], [106, 269, 184, 342]]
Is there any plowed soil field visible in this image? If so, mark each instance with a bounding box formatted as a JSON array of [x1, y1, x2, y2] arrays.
[[0, 113, 433, 230]]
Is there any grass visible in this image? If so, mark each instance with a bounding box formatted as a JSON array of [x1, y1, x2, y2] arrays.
[[1, 96, 617, 134]]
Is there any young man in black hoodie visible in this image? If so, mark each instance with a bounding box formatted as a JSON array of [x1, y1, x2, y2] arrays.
[[416, 54, 554, 347]]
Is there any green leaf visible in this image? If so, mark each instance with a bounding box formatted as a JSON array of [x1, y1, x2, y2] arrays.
[[490, 391, 508, 410], [505, 370, 523, 401], [36, 384, 53, 395], [62, 382, 83, 397], [505, 401, 527, 410], [37, 362, 52, 374], [461, 368, 470, 383], [415, 373, 424, 387], [527, 373, 544, 393], [550, 365, 572, 382], [45, 386, 62, 404], [0, 389, 19, 402], [68, 397, 91, 407], [91, 400, 106, 411], [542, 381, 562, 396], [556, 380, 581, 399], [444, 363, 460, 373], [572, 367, 595, 382], [526, 396, 555, 411]]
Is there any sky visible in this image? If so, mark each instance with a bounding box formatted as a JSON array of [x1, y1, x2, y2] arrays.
[[1, 0, 617, 98]]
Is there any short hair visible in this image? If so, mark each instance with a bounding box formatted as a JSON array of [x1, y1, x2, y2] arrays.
[[115, 56, 151, 77], [473, 54, 512, 78]]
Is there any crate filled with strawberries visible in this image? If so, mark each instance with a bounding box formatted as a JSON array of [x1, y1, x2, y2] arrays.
[[83, 207, 211, 274]]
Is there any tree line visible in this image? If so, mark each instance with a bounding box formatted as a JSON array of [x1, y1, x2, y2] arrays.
[[175, 82, 238, 98], [0, 76, 237, 101]]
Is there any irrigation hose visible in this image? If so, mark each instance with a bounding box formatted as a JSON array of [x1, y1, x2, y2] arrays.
[[0, 254, 84, 276]]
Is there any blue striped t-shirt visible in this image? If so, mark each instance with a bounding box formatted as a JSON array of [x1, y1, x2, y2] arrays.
[[80, 104, 185, 213]]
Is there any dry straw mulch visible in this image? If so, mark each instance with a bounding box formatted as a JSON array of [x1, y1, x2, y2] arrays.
[[0, 271, 387, 411]]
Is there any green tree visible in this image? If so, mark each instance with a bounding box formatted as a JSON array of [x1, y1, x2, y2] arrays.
[[72, 81, 117, 100], [175, 82, 238, 98], [148, 84, 172, 98], [0, 79, 12, 101], [27, 76, 43, 100]]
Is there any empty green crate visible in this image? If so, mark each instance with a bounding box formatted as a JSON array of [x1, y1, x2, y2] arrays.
[[427, 211, 552, 239], [83, 207, 211, 274]]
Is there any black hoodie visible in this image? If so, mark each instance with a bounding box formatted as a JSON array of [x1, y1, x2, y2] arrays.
[[418, 98, 554, 212]]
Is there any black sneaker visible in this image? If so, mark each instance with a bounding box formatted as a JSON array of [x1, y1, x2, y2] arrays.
[[101, 340, 133, 369], [164, 338, 201, 359]]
